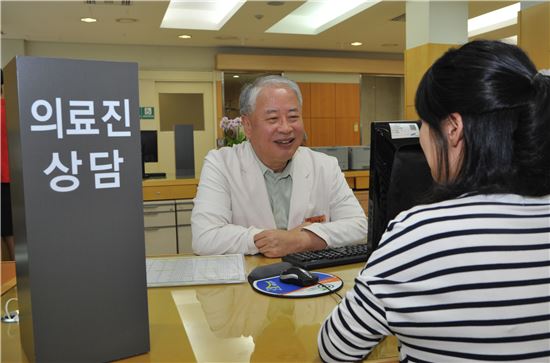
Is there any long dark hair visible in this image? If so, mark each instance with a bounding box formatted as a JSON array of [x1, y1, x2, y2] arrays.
[[415, 40, 550, 200]]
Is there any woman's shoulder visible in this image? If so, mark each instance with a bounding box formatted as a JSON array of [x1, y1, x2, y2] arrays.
[[365, 193, 547, 276], [377, 193, 550, 249], [391, 193, 548, 227]]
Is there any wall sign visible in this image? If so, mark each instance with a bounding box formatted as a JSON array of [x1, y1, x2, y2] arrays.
[[139, 106, 155, 119]]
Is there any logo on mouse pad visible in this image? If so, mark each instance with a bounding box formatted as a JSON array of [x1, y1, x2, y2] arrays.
[[265, 281, 282, 291]]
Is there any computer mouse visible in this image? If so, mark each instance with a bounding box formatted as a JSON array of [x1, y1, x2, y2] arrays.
[[279, 266, 319, 287]]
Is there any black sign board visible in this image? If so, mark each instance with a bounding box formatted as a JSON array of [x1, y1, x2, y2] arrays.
[[5, 56, 150, 362]]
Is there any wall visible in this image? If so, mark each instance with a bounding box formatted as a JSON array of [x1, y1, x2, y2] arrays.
[[139, 71, 218, 178], [361, 76, 404, 145], [1, 39, 25, 67], [284, 72, 361, 84], [4, 41, 217, 71], [2, 39, 404, 171], [2, 40, 219, 178]]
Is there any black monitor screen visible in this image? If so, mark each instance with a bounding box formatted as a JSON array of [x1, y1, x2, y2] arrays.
[[141, 130, 158, 163], [367, 121, 433, 250]]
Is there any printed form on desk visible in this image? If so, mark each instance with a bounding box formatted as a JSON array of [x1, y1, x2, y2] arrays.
[[145, 254, 246, 287]]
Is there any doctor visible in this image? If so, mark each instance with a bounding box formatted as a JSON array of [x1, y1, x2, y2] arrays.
[[191, 75, 367, 257]]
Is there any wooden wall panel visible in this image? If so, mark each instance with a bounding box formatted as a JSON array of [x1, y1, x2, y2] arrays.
[[302, 117, 312, 146], [310, 118, 335, 146], [310, 83, 335, 118], [335, 117, 360, 146], [297, 82, 311, 118], [299, 82, 360, 147], [335, 83, 360, 118]]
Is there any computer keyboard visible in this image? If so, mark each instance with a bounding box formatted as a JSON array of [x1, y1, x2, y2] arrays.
[[282, 243, 371, 270]]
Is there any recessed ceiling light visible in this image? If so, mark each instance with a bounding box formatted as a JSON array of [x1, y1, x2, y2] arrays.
[[267, 0, 382, 35], [468, 2, 520, 37], [81, 17, 97, 23], [162, 0, 245, 31], [178, 34, 192, 39], [116, 18, 138, 23], [233, 75, 240, 78], [350, 41, 362, 46]]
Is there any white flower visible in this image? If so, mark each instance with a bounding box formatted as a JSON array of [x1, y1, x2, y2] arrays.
[[220, 116, 242, 131], [219, 116, 246, 146]]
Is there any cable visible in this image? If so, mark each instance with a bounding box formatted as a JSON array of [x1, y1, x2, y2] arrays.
[[2, 297, 19, 323], [318, 281, 343, 301]]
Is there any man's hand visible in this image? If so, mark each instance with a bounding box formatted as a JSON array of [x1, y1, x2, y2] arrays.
[[254, 223, 327, 258]]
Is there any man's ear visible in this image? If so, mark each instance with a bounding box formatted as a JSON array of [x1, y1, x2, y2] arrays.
[[445, 112, 464, 147], [241, 115, 252, 139]]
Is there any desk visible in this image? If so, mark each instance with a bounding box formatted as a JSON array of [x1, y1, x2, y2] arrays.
[[143, 177, 199, 201], [142, 170, 369, 202], [1, 256, 398, 363], [344, 170, 370, 190], [1, 261, 16, 295]]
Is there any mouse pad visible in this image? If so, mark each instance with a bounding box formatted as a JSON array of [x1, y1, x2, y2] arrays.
[[251, 272, 343, 298]]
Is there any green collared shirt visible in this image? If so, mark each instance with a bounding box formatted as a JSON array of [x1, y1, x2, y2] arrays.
[[253, 153, 293, 230]]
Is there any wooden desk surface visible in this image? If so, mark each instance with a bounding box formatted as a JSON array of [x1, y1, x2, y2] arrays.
[[1, 256, 398, 363], [1, 261, 16, 295]]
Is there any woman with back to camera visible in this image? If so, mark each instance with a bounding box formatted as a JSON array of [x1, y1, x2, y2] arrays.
[[318, 40, 550, 362]]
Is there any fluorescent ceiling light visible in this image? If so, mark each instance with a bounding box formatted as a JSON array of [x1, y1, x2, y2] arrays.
[[350, 41, 362, 46], [81, 17, 97, 23], [267, 0, 382, 35], [468, 3, 519, 37], [161, 0, 245, 31]]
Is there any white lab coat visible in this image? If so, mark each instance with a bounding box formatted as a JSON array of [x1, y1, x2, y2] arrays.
[[191, 141, 368, 255]]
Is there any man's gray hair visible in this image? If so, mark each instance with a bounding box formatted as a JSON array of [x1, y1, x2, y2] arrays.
[[239, 75, 303, 116]]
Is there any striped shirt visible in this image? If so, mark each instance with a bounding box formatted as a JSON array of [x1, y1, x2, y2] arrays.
[[318, 193, 550, 362]]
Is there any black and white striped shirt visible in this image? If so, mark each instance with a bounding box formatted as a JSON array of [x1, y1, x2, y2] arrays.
[[318, 193, 550, 362]]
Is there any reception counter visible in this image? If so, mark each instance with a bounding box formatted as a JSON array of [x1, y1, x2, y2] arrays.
[[1, 256, 398, 363]]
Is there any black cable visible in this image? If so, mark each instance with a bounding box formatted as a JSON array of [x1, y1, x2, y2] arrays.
[[318, 281, 343, 301]]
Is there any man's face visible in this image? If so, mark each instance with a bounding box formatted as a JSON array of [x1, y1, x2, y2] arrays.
[[242, 85, 304, 172]]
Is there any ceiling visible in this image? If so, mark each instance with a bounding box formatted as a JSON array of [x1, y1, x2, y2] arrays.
[[1, 1, 518, 56]]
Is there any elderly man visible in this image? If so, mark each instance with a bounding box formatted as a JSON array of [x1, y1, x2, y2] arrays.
[[191, 75, 367, 257]]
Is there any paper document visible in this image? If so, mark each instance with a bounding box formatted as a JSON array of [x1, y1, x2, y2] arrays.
[[146, 254, 246, 287]]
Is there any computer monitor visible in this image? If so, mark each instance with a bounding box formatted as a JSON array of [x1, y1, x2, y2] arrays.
[[367, 121, 434, 250], [141, 130, 159, 178]]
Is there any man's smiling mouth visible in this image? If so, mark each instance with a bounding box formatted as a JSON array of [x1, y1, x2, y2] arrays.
[[275, 138, 294, 145]]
